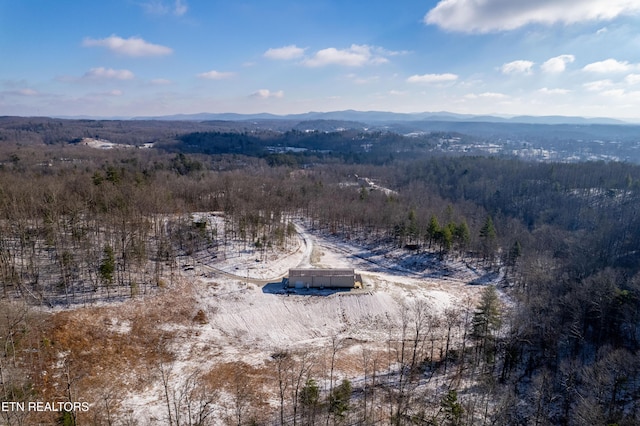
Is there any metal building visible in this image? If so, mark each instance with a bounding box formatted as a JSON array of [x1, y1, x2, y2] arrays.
[[287, 268, 357, 289]]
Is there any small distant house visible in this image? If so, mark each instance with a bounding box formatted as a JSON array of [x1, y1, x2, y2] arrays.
[[287, 268, 360, 289]]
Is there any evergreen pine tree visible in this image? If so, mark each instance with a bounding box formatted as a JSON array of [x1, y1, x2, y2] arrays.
[[479, 216, 497, 261], [99, 245, 115, 286], [426, 215, 440, 249]]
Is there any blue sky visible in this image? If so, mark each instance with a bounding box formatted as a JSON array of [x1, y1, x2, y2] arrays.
[[2, 0, 640, 119]]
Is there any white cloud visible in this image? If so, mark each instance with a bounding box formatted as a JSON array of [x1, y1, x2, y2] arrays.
[[625, 74, 640, 85], [82, 67, 135, 80], [465, 92, 509, 99], [541, 55, 575, 73], [197, 70, 235, 80], [141, 0, 188, 16], [583, 79, 614, 91], [479, 92, 508, 99], [141, 1, 169, 15], [501, 60, 535, 75], [383, 48, 411, 57], [425, 0, 640, 33], [406, 73, 458, 84], [538, 87, 571, 95], [303, 45, 388, 67], [174, 0, 188, 16], [251, 89, 284, 99], [83, 35, 172, 57], [264, 45, 306, 60], [601, 89, 626, 97], [583, 58, 634, 73]]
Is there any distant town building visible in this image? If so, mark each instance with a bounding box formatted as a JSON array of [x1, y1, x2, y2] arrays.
[[287, 268, 361, 289]]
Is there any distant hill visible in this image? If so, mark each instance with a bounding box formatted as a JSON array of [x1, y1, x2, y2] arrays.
[[132, 110, 629, 126], [506, 115, 626, 125], [5, 113, 640, 162], [292, 119, 369, 132]]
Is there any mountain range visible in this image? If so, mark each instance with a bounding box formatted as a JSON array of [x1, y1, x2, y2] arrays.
[[128, 110, 629, 126]]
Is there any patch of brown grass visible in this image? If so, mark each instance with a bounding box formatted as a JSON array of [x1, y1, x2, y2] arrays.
[[202, 361, 273, 423], [34, 280, 201, 422]]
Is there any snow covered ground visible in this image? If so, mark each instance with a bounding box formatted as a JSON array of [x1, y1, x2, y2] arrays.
[[199, 224, 484, 349], [110, 220, 495, 421]]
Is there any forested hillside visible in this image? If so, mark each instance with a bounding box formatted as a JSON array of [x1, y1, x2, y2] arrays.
[[0, 121, 638, 424]]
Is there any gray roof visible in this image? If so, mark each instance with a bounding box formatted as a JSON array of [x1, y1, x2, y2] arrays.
[[289, 268, 354, 277]]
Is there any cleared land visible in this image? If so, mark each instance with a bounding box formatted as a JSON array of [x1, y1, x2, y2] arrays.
[[38, 219, 497, 423]]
